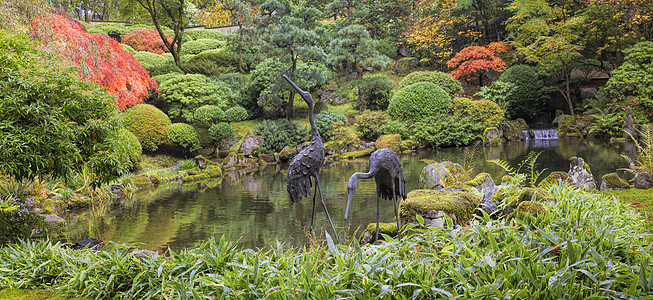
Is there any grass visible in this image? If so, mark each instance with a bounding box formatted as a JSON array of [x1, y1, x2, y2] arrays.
[[600, 188, 653, 230], [136, 153, 179, 172], [0, 289, 89, 300], [1, 184, 652, 299]]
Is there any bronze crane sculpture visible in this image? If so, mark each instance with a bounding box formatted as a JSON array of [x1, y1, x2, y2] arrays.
[[345, 148, 406, 244], [283, 75, 340, 244]]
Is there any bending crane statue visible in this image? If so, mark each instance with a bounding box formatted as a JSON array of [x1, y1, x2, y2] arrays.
[[283, 75, 340, 244], [345, 148, 406, 244]]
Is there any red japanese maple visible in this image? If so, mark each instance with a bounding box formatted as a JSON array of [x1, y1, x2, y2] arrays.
[[30, 13, 158, 110], [446, 45, 506, 86], [122, 29, 173, 55]]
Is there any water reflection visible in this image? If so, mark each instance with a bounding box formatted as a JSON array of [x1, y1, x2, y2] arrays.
[[64, 139, 631, 250]]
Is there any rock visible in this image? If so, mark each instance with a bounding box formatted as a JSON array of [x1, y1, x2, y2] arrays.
[[41, 215, 65, 224], [204, 165, 222, 177], [623, 109, 636, 139], [239, 134, 263, 156], [398, 45, 410, 57], [394, 57, 419, 75], [557, 115, 578, 138], [552, 114, 563, 126], [568, 157, 596, 190], [600, 173, 631, 191], [634, 172, 653, 189], [511, 201, 547, 220], [279, 146, 298, 161], [72, 238, 104, 251], [318, 87, 337, 104], [419, 161, 462, 190], [259, 153, 276, 164], [131, 249, 155, 260], [399, 190, 481, 226], [400, 140, 419, 151], [360, 222, 398, 244], [194, 155, 207, 168], [223, 152, 238, 168], [375, 134, 402, 153], [499, 120, 527, 141], [483, 127, 503, 145], [538, 171, 573, 188], [462, 173, 499, 216]]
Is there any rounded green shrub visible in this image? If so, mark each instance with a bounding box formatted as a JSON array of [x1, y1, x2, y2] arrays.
[[167, 123, 202, 153], [381, 120, 410, 139], [182, 49, 238, 76], [495, 64, 551, 120], [398, 71, 462, 96], [209, 122, 236, 142], [362, 73, 395, 110], [121, 43, 135, 54], [123, 104, 171, 151], [315, 110, 348, 141], [354, 110, 389, 140], [180, 39, 226, 55], [133, 51, 182, 77], [193, 105, 224, 125], [86, 23, 129, 41], [223, 106, 249, 122], [105, 128, 142, 170], [452, 97, 504, 127], [410, 115, 485, 148], [184, 29, 227, 41], [387, 82, 453, 122], [254, 119, 309, 153], [158, 73, 231, 122]]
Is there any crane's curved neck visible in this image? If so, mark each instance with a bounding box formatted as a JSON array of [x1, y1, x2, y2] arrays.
[[308, 99, 320, 138]]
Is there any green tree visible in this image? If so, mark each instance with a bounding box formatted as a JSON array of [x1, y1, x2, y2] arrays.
[[219, 0, 253, 73], [327, 25, 388, 111], [605, 41, 653, 122]]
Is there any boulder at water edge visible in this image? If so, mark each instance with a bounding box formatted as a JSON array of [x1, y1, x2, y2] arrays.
[[240, 134, 263, 156], [511, 201, 547, 220], [568, 157, 596, 190], [483, 127, 503, 146], [634, 172, 653, 189], [419, 161, 462, 190], [375, 134, 402, 153], [463, 173, 499, 216], [599, 173, 631, 191], [499, 119, 527, 141], [538, 171, 573, 188], [399, 189, 481, 227], [360, 222, 398, 244]]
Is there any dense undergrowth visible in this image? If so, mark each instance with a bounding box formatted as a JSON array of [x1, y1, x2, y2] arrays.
[[1, 184, 652, 299]]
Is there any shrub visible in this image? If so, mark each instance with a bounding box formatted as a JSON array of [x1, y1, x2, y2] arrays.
[[133, 51, 182, 77], [167, 123, 201, 154], [123, 104, 171, 151], [223, 106, 249, 122], [494, 64, 551, 120], [184, 29, 227, 41], [387, 82, 453, 122], [254, 119, 309, 153], [315, 110, 348, 141], [182, 49, 238, 76], [411, 115, 484, 148], [104, 128, 142, 170], [121, 43, 135, 53], [158, 73, 232, 122], [398, 71, 462, 96], [122, 29, 172, 54], [605, 41, 653, 122], [352, 74, 395, 110], [381, 120, 410, 139], [208, 122, 236, 143], [452, 97, 505, 127], [193, 105, 224, 125], [180, 39, 226, 55], [127, 24, 176, 39], [86, 23, 129, 41], [211, 73, 257, 112], [354, 110, 389, 140]]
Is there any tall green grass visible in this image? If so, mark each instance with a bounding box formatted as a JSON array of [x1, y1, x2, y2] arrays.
[[1, 184, 652, 299]]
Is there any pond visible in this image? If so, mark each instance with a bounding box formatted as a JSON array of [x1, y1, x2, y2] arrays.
[[64, 137, 633, 251]]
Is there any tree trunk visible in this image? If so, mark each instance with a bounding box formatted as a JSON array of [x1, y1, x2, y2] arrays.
[[358, 85, 366, 112], [479, 73, 483, 87], [286, 90, 295, 120]]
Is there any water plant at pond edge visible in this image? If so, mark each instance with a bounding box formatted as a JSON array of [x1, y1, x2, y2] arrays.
[[2, 184, 652, 298]]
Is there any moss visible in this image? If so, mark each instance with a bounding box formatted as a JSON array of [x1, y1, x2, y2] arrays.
[[364, 222, 398, 236], [186, 168, 201, 175], [600, 189, 653, 230], [500, 120, 526, 141], [463, 173, 491, 187], [223, 152, 237, 165], [602, 173, 631, 189], [557, 115, 575, 138], [337, 148, 374, 160], [375, 134, 402, 153], [205, 165, 222, 177], [538, 171, 572, 188], [483, 127, 503, 145], [511, 201, 547, 220], [508, 187, 556, 207], [501, 175, 513, 183], [400, 189, 481, 225], [515, 118, 528, 129], [399, 139, 418, 151], [133, 175, 153, 188]]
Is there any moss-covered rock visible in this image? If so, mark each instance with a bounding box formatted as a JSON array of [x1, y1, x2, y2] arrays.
[[133, 175, 153, 188], [279, 146, 298, 160], [600, 173, 631, 191], [557, 115, 576, 138], [483, 127, 503, 145], [205, 165, 222, 177], [400, 139, 419, 151], [463, 173, 492, 188], [419, 161, 464, 190], [507, 187, 556, 207], [568, 156, 596, 190], [223, 152, 238, 168], [538, 171, 572, 188], [337, 148, 374, 160], [375, 134, 401, 153], [511, 201, 547, 220], [500, 120, 527, 141], [360, 222, 398, 244], [400, 189, 481, 226]]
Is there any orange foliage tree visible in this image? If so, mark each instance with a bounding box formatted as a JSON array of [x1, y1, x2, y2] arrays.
[[446, 45, 506, 86], [122, 29, 173, 54], [31, 13, 158, 110]]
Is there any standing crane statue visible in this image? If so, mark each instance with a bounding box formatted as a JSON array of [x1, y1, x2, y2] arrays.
[[345, 148, 406, 244], [283, 75, 340, 244]]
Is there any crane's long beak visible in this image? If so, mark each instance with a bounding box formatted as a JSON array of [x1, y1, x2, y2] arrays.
[[345, 188, 355, 220]]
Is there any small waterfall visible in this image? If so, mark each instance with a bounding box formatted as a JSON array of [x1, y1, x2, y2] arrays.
[[523, 129, 559, 140]]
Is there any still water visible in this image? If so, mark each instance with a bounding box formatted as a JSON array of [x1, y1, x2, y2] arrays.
[[64, 138, 632, 251]]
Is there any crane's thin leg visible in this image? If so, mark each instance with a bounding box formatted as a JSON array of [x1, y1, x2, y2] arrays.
[[310, 181, 318, 231], [392, 182, 401, 241], [315, 176, 339, 244], [375, 192, 380, 245]]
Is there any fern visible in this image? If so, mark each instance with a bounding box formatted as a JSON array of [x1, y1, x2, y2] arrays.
[[525, 152, 547, 187], [489, 151, 545, 187], [620, 124, 653, 175]]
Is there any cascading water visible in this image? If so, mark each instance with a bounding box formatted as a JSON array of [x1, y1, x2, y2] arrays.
[[523, 129, 559, 140]]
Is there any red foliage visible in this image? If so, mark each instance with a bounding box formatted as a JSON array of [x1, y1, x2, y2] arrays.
[[446, 46, 506, 83], [30, 13, 158, 111], [485, 42, 511, 55], [122, 29, 173, 55]]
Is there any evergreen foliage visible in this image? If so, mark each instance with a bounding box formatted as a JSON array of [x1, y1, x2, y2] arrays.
[[123, 104, 171, 152], [157, 73, 231, 122], [208, 123, 236, 143], [315, 110, 348, 141], [182, 50, 238, 76], [253, 119, 308, 153], [397, 71, 462, 96], [166, 123, 201, 154], [388, 82, 453, 122]]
